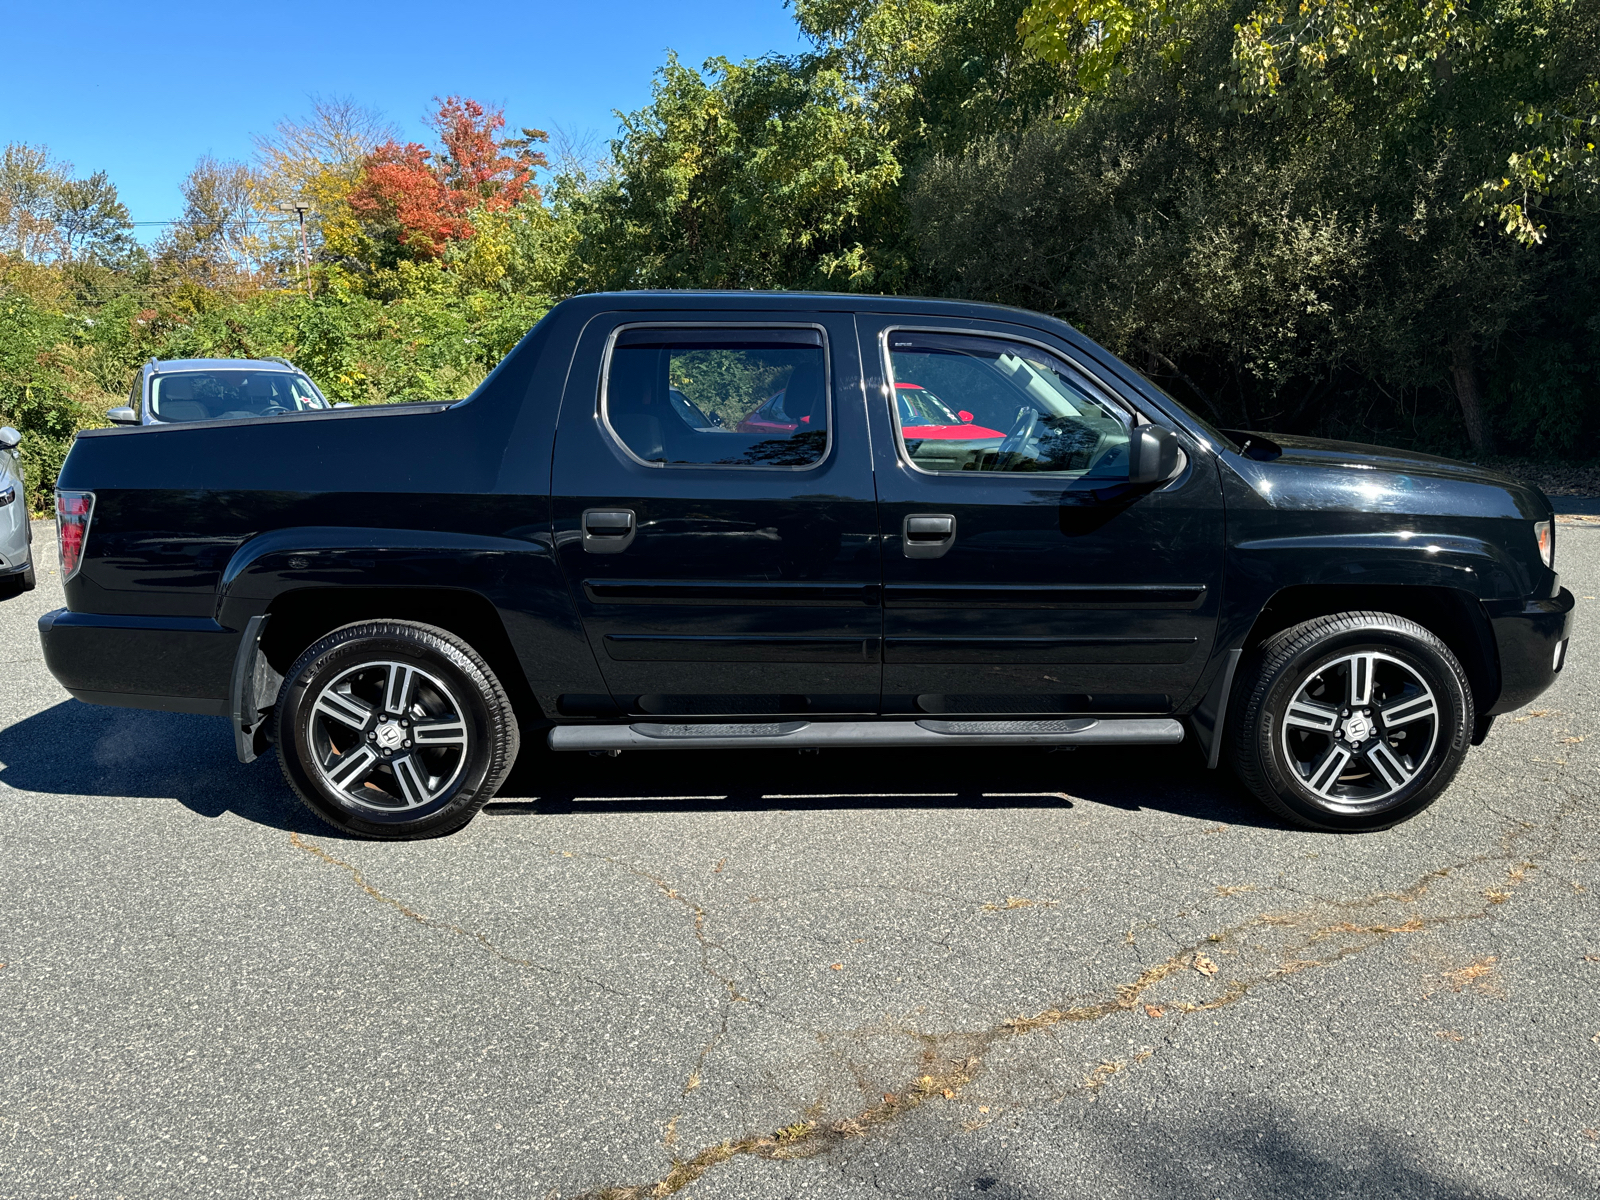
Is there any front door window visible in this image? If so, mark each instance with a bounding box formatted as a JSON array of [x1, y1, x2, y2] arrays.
[[885, 331, 1130, 476]]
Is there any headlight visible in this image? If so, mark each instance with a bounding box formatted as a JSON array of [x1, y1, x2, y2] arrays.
[[1534, 520, 1554, 569]]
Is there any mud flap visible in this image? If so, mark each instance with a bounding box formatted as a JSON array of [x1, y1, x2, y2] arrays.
[[229, 614, 284, 764]]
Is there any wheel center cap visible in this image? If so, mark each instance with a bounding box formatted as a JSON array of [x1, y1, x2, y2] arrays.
[[375, 720, 405, 750], [1342, 710, 1374, 743]]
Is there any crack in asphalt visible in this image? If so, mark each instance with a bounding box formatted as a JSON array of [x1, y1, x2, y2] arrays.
[[547, 849, 761, 1145], [570, 804, 1581, 1199], [288, 832, 626, 997]]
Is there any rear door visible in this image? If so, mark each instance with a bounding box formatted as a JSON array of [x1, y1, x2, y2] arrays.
[[858, 315, 1224, 718], [549, 311, 881, 719]]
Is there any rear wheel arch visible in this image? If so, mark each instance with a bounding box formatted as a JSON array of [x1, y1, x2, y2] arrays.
[[258, 586, 544, 732]]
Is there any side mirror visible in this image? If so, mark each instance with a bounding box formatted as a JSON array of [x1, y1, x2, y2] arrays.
[[0, 425, 20, 449], [1128, 425, 1183, 486], [106, 407, 139, 426]]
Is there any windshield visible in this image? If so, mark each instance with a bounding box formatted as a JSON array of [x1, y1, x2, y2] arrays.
[[148, 370, 328, 422]]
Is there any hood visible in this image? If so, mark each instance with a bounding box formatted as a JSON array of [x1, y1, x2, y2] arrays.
[[1220, 430, 1551, 521], [1229, 430, 1523, 487]]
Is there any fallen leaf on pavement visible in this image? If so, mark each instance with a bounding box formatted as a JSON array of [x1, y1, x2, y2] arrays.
[[1215, 884, 1256, 897], [830, 963, 843, 971], [1436, 1030, 1464, 1042], [1193, 953, 1219, 977], [978, 1106, 990, 1114], [1442, 957, 1500, 994], [1145, 1004, 1166, 1018]]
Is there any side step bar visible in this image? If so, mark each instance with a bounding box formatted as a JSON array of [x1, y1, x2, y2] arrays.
[[548, 717, 1184, 752]]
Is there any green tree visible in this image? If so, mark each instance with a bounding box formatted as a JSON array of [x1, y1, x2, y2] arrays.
[[561, 52, 905, 292]]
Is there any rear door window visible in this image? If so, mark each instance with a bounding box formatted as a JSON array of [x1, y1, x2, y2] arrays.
[[603, 327, 830, 468]]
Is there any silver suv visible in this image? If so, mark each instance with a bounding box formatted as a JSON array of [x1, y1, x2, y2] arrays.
[[0, 425, 34, 597], [109, 358, 333, 425]]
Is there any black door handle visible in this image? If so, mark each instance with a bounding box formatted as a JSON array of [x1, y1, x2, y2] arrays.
[[903, 513, 956, 559], [582, 508, 636, 554]]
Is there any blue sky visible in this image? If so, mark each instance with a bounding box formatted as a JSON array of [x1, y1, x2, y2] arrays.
[[2, 0, 809, 235]]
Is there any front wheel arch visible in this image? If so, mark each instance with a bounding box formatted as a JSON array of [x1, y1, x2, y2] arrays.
[[1235, 584, 1499, 718]]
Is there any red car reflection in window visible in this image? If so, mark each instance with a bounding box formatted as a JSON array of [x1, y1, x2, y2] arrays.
[[734, 388, 813, 434], [893, 383, 1004, 439]]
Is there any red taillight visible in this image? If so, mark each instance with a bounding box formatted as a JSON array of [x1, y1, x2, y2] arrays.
[[56, 490, 94, 580]]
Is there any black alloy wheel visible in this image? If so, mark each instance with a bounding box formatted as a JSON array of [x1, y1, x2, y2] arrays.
[[275, 621, 519, 839], [1230, 612, 1474, 831]]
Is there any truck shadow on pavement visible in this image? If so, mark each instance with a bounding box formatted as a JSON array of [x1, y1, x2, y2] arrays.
[[0, 698, 1283, 833]]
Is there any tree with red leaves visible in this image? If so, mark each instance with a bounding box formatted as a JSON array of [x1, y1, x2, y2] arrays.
[[349, 96, 548, 263]]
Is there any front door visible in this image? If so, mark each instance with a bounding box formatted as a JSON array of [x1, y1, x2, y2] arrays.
[[550, 311, 881, 719], [858, 316, 1224, 718]]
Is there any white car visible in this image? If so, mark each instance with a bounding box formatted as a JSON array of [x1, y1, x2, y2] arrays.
[[0, 425, 35, 597]]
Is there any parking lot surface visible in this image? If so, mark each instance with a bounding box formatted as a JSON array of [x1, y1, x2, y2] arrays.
[[3, 518, 1598, 1199]]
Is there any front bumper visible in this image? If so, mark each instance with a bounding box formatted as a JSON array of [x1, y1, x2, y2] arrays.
[[1485, 588, 1575, 715], [37, 608, 240, 716]]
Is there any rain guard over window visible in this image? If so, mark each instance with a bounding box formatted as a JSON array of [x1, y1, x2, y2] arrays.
[[603, 328, 830, 468], [885, 331, 1131, 476]]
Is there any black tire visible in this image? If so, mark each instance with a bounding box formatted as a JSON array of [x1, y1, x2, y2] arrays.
[[1229, 611, 1473, 832], [274, 620, 519, 839]]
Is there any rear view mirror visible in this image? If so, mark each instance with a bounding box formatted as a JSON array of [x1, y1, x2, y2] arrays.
[[106, 407, 139, 426], [0, 425, 19, 449], [1128, 425, 1183, 485]]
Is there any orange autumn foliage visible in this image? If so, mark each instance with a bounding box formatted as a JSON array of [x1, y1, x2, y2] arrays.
[[349, 96, 548, 259]]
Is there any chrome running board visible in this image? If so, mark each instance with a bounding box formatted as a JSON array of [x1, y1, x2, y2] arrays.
[[548, 717, 1184, 752]]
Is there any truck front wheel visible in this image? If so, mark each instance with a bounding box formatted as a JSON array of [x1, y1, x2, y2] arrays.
[[274, 621, 519, 839], [1229, 612, 1473, 831]]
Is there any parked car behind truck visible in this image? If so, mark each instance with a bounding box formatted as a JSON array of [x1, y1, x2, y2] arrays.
[[0, 424, 35, 597], [38, 291, 1572, 840], [108, 357, 333, 426]]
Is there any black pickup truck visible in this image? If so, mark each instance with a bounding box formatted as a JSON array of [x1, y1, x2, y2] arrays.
[[38, 291, 1573, 839]]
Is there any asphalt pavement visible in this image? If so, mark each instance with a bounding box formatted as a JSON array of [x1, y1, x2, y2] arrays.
[[2, 517, 1598, 1199]]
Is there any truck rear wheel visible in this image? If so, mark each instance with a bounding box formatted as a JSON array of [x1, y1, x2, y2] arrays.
[[1229, 612, 1473, 831], [274, 621, 519, 839]]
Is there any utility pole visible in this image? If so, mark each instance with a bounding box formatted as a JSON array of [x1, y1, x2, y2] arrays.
[[292, 199, 313, 297]]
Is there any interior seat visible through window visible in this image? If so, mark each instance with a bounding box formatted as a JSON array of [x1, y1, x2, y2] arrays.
[[604, 327, 830, 468]]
